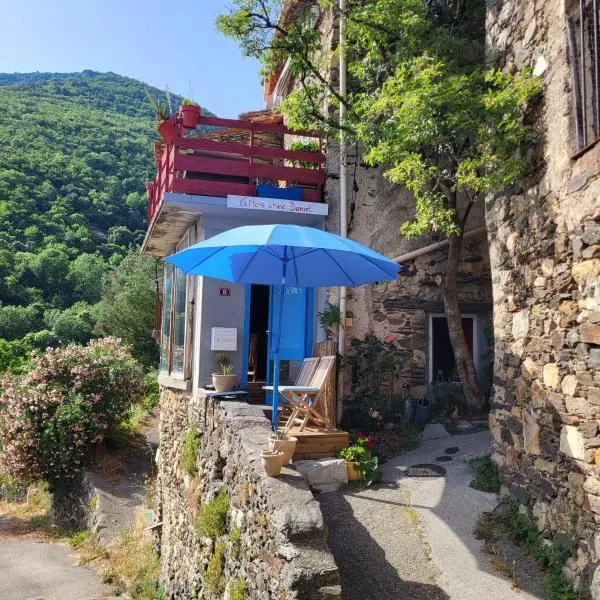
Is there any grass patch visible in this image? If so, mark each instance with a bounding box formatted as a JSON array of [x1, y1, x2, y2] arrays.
[[403, 505, 420, 525], [0, 482, 52, 530], [204, 542, 226, 594], [468, 455, 501, 493], [71, 531, 109, 564], [475, 503, 577, 600], [100, 513, 162, 600], [229, 578, 247, 600], [195, 488, 228, 539], [180, 428, 201, 476], [230, 527, 242, 559]]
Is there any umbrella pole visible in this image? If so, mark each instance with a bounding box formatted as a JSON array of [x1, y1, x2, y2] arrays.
[[271, 252, 288, 431]]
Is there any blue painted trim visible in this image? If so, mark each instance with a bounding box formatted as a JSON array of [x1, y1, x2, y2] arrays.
[[305, 287, 315, 357], [241, 284, 251, 390]]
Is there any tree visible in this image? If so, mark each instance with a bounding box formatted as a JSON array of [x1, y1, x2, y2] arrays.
[[97, 253, 159, 366], [217, 0, 541, 412]]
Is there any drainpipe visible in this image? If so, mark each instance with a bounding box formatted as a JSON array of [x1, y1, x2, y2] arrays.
[[390, 227, 486, 263], [337, 0, 348, 424]]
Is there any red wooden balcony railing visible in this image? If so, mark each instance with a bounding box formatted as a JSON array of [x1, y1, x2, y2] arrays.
[[146, 115, 326, 224]]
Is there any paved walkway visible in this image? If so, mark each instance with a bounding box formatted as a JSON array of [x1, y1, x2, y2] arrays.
[[319, 430, 543, 600]]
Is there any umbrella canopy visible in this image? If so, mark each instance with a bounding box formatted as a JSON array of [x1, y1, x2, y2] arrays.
[[165, 224, 400, 429], [165, 224, 399, 286]]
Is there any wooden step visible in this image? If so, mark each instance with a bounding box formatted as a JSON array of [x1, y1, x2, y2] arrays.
[[291, 428, 349, 460]]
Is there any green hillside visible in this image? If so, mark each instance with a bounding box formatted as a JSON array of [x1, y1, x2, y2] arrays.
[[0, 71, 204, 367]]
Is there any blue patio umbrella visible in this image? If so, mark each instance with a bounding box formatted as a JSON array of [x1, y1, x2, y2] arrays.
[[164, 224, 399, 429]]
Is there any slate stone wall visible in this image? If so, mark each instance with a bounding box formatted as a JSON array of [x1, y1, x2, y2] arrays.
[[487, 1, 600, 596], [156, 388, 340, 599]]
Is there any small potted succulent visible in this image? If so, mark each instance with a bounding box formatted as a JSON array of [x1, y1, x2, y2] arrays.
[[317, 303, 342, 339], [179, 98, 201, 129], [147, 91, 177, 143], [261, 449, 285, 477], [268, 430, 298, 465], [212, 353, 237, 393]]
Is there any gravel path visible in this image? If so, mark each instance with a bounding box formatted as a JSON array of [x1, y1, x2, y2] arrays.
[[319, 430, 545, 600], [318, 480, 449, 599]]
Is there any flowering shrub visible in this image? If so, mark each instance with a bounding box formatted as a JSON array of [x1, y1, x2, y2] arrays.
[[339, 434, 381, 486], [0, 337, 144, 491]]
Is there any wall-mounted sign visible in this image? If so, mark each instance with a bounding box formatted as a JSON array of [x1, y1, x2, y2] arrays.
[[219, 288, 231, 296], [227, 195, 329, 216], [211, 327, 237, 352]]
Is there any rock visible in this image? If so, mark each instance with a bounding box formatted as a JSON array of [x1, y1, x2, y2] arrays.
[[590, 349, 600, 370], [560, 425, 586, 460], [512, 309, 530, 340], [523, 357, 540, 379], [581, 323, 600, 345], [572, 260, 600, 285], [561, 375, 579, 396], [531, 379, 546, 408], [584, 477, 600, 496], [543, 362, 560, 389], [421, 423, 451, 441], [583, 245, 600, 259], [583, 221, 600, 245], [541, 258, 554, 277], [523, 19, 537, 45], [524, 410, 541, 455], [294, 459, 348, 492], [456, 420, 475, 432], [533, 55, 548, 76], [565, 396, 590, 418]]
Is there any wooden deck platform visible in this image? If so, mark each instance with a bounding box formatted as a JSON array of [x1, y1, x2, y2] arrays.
[[290, 426, 349, 460]]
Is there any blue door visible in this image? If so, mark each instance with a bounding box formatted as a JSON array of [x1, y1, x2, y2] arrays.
[[266, 285, 314, 390]]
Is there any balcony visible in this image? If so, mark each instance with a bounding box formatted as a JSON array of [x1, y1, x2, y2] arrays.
[[145, 113, 326, 227]]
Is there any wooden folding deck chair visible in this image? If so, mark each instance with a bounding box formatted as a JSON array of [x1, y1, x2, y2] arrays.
[[263, 357, 320, 422], [280, 355, 336, 435]]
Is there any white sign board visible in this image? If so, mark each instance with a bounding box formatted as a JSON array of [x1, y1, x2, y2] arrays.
[[211, 327, 237, 352], [227, 195, 329, 216]]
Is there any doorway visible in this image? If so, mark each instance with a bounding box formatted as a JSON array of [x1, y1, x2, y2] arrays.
[[429, 315, 476, 384], [249, 284, 270, 383]]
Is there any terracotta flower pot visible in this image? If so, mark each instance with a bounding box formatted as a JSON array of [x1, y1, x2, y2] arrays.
[[346, 461, 362, 481], [268, 436, 298, 465], [156, 117, 177, 143], [211, 374, 237, 393], [179, 103, 201, 129], [261, 450, 285, 477]]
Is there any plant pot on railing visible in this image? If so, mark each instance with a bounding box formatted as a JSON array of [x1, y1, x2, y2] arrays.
[[156, 117, 177, 143], [256, 184, 303, 201], [211, 374, 237, 393], [268, 435, 298, 465], [153, 141, 164, 168], [261, 450, 285, 477], [179, 101, 201, 129]]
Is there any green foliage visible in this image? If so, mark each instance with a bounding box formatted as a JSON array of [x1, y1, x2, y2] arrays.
[[229, 527, 242, 559], [481, 503, 578, 600], [0, 71, 185, 371], [229, 578, 247, 600], [180, 428, 201, 476], [289, 140, 319, 168], [69, 530, 91, 548], [195, 489, 229, 539], [468, 455, 501, 493], [0, 338, 30, 374], [204, 542, 226, 594], [339, 435, 381, 486], [317, 302, 341, 329], [97, 253, 160, 366], [218, 1, 541, 238], [0, 337, 144, 492], [0, 472, 25, 502]]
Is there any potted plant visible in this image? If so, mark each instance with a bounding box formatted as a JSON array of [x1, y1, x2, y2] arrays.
[[147, 91, 177, 143], [268, 431, 298, 465], [339, 435, 381, 485], [261, 449, 285, 477], [212, 353, 237, 393], [179, 98, 201, 129], [317, 303, 342, 339]]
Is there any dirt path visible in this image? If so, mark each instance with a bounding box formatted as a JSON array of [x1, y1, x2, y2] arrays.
[[0, 517, 116, 600], [319, 430, 545, 600]]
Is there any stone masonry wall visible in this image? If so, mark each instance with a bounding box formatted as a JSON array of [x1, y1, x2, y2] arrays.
[[156, 388, 340, 599], [487, 1, 600, 596]]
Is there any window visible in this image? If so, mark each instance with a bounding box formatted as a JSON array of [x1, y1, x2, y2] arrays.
[[567, 0, 600, 152], [159, 233, 192, 378]]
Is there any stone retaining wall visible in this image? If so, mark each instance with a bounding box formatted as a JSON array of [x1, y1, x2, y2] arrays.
[[156, 388, 340, 599], [487, 1, 600, 596]]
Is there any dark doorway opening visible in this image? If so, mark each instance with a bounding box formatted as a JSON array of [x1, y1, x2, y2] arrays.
[[430, 316, 474, 383], [249, 285, 270, 382]]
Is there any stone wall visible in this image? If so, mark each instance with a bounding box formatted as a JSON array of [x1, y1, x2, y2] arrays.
[[156, 388, 340, 599], [487, 0, 600, 596]]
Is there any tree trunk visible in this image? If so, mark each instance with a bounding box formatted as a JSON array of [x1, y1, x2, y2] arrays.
[[443, 235, 485, 414]]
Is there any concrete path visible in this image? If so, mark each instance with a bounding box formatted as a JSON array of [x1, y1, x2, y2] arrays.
[[0, 535, 115, 600], [387, 430, 542, 600]]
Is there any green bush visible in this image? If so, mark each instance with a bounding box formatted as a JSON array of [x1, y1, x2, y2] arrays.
[[230, 527, 242, 559], [229, 578, 247, 600], [180, 429, 201, 476], [204, 542, 225, 594], [196, 489, 228, 538], [0, 337, 144, 492], [468, 456, 501, 493]]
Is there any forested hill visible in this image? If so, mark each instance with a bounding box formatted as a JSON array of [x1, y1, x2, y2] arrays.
[[0, 71, 204, 367]]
